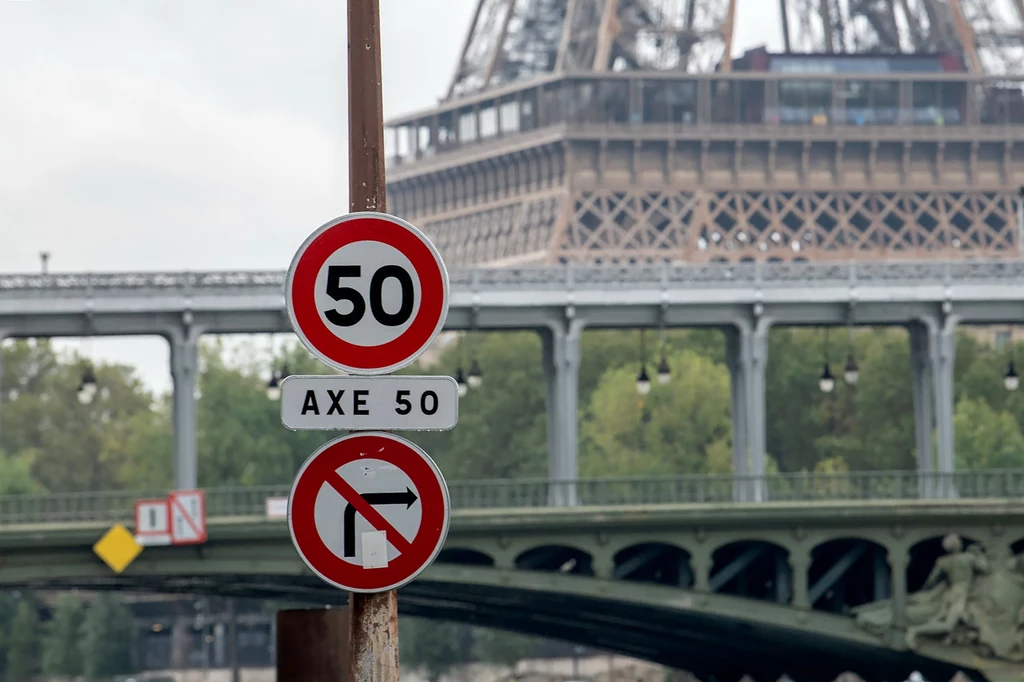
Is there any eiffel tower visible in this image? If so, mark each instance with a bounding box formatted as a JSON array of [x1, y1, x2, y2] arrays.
[[384, 0, 1024, 266]]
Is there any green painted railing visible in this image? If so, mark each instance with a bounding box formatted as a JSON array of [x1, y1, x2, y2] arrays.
[[0, 470, 1022, 526]]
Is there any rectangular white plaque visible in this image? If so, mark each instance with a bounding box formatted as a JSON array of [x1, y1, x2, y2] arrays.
[[265, 497, 288, 519], [279, 375, 459, 431]]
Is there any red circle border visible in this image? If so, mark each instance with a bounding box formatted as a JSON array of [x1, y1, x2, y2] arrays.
[[288, 214, 447, 373], [289, 433, 449, 592]]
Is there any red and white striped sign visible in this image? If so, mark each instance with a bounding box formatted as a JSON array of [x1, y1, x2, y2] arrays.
[[169, 489, 207, 545]]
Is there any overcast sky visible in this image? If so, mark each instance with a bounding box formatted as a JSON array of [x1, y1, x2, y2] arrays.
[[0, 0, 781, 395]]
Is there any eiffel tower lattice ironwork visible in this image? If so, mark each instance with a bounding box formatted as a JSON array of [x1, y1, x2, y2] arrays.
[[384, 1, 1024, 266]]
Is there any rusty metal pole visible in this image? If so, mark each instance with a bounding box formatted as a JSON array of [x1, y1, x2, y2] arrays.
[[347, 0, 400, 680], [276, 608, 350, 682]]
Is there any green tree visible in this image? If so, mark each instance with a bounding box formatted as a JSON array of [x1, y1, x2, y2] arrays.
[[473, 627, 538, 679], [79, 593, 135, 680], [410, 332, 549, 480], [1, 339, 159, 492], [195, 338, 330, 487], [42, 593, 84, 679], [954, 396, 1024, 470], [0, 592, 17, 679], [399, 617, 463, 682], [0, 450, 45, 494], [579, 349, 732, 476], [6, 594, 41, 682]]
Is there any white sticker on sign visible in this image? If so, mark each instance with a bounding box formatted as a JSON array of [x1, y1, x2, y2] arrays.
[[361, 531, 389, 569]]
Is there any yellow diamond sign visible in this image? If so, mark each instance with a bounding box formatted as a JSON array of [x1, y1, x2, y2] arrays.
[[93, 523, 143, 574]]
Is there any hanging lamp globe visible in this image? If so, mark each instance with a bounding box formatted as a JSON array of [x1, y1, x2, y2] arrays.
[[636, 366, 652, 396], [818, 363, 835, 394]]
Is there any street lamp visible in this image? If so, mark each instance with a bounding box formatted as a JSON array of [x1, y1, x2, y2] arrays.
[[455, 367, 468, 397], [843, 352, 859, 385], [636, 365, 651, 396], [818, 363, 835, 394], [266, 372, 281, 401], [467, 358, 482, 389], [636, 329, 652, 395], [1004, 361, 1019, 391], [77, 364, 98, 405], [656, 354, 671, 385]]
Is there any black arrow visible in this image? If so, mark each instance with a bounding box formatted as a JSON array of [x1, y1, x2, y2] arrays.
[[342, 488, 418, 558]]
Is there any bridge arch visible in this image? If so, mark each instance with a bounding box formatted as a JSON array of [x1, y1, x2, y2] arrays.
[[808, 537, 890, 614], [1, 561, 978, 682], [612, 542, 693, 588], [436, 547, 495, 567], [514, 544, 594, 576], [710, 539, 791, 604]]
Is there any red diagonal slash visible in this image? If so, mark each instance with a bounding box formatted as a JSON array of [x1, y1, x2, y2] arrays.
[[326, 471, 413, 555], [171, 495, 203, 539]]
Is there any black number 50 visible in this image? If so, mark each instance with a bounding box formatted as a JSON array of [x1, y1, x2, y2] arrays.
[[324, 264, 414, 327], [395, 390, 439, 416]]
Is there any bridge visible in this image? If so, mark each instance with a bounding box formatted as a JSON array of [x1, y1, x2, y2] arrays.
[[1, 472, 1023, 682], [3, 259, 1024, 505]]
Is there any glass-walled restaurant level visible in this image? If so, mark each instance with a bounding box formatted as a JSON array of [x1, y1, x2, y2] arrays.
[[385, 73, 1024, 163]]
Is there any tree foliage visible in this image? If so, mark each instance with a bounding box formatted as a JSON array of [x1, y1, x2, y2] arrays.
[[42, 592, 84, 678], [0, 450, 46, 495], [79, 592, 136, 680], [0, 592, 19, 679], [399, 616, 465, 682], [1, 328, 1022, 495], [6, 594, 41, 682], [473, 627, 539, 678], [580, 349, 731, 477]]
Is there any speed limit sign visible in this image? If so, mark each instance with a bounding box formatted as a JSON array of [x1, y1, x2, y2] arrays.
[[286, 212, 450, 374]]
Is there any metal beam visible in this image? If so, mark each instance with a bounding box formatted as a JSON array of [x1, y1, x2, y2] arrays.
[[613, 546, 666, 579], [807, 542, 868, 606], [2, 261, 1023, 338], [709, 546, 766, 592]]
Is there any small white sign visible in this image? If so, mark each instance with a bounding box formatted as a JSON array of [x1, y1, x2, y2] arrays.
[[169, 490, 207, 545], [279, 375, 459, 431], [134, 499, 171, 546], [265, 497, 288, 519]]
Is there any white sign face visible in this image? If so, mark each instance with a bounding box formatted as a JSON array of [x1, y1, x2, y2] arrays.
[[313, 458, 422, 569], [279, 375, 459, 431], [313, 241, 423, 348], [169, 490, 207, 545], [134, 499, 171, 546]]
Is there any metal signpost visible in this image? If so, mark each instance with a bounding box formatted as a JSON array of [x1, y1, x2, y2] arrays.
[[276, 2, 455, 679]]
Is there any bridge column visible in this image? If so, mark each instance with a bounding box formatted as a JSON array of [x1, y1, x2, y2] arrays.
[[724, 328, 749, 502], [930, 314, 959, 498], [540, 317, 584, 506], [690, 552, 713, 593], [916, 314, 959, 499], [908, 323, 934, 497], [0, 330, 5, 454], [887, 548, 910, 648], [788, 554, 810, 609], [731, 316, 771, 502], [168, 320, 204, 491]]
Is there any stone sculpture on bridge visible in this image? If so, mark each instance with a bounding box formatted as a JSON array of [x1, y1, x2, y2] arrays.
[[852, 535, 1024, 662]]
